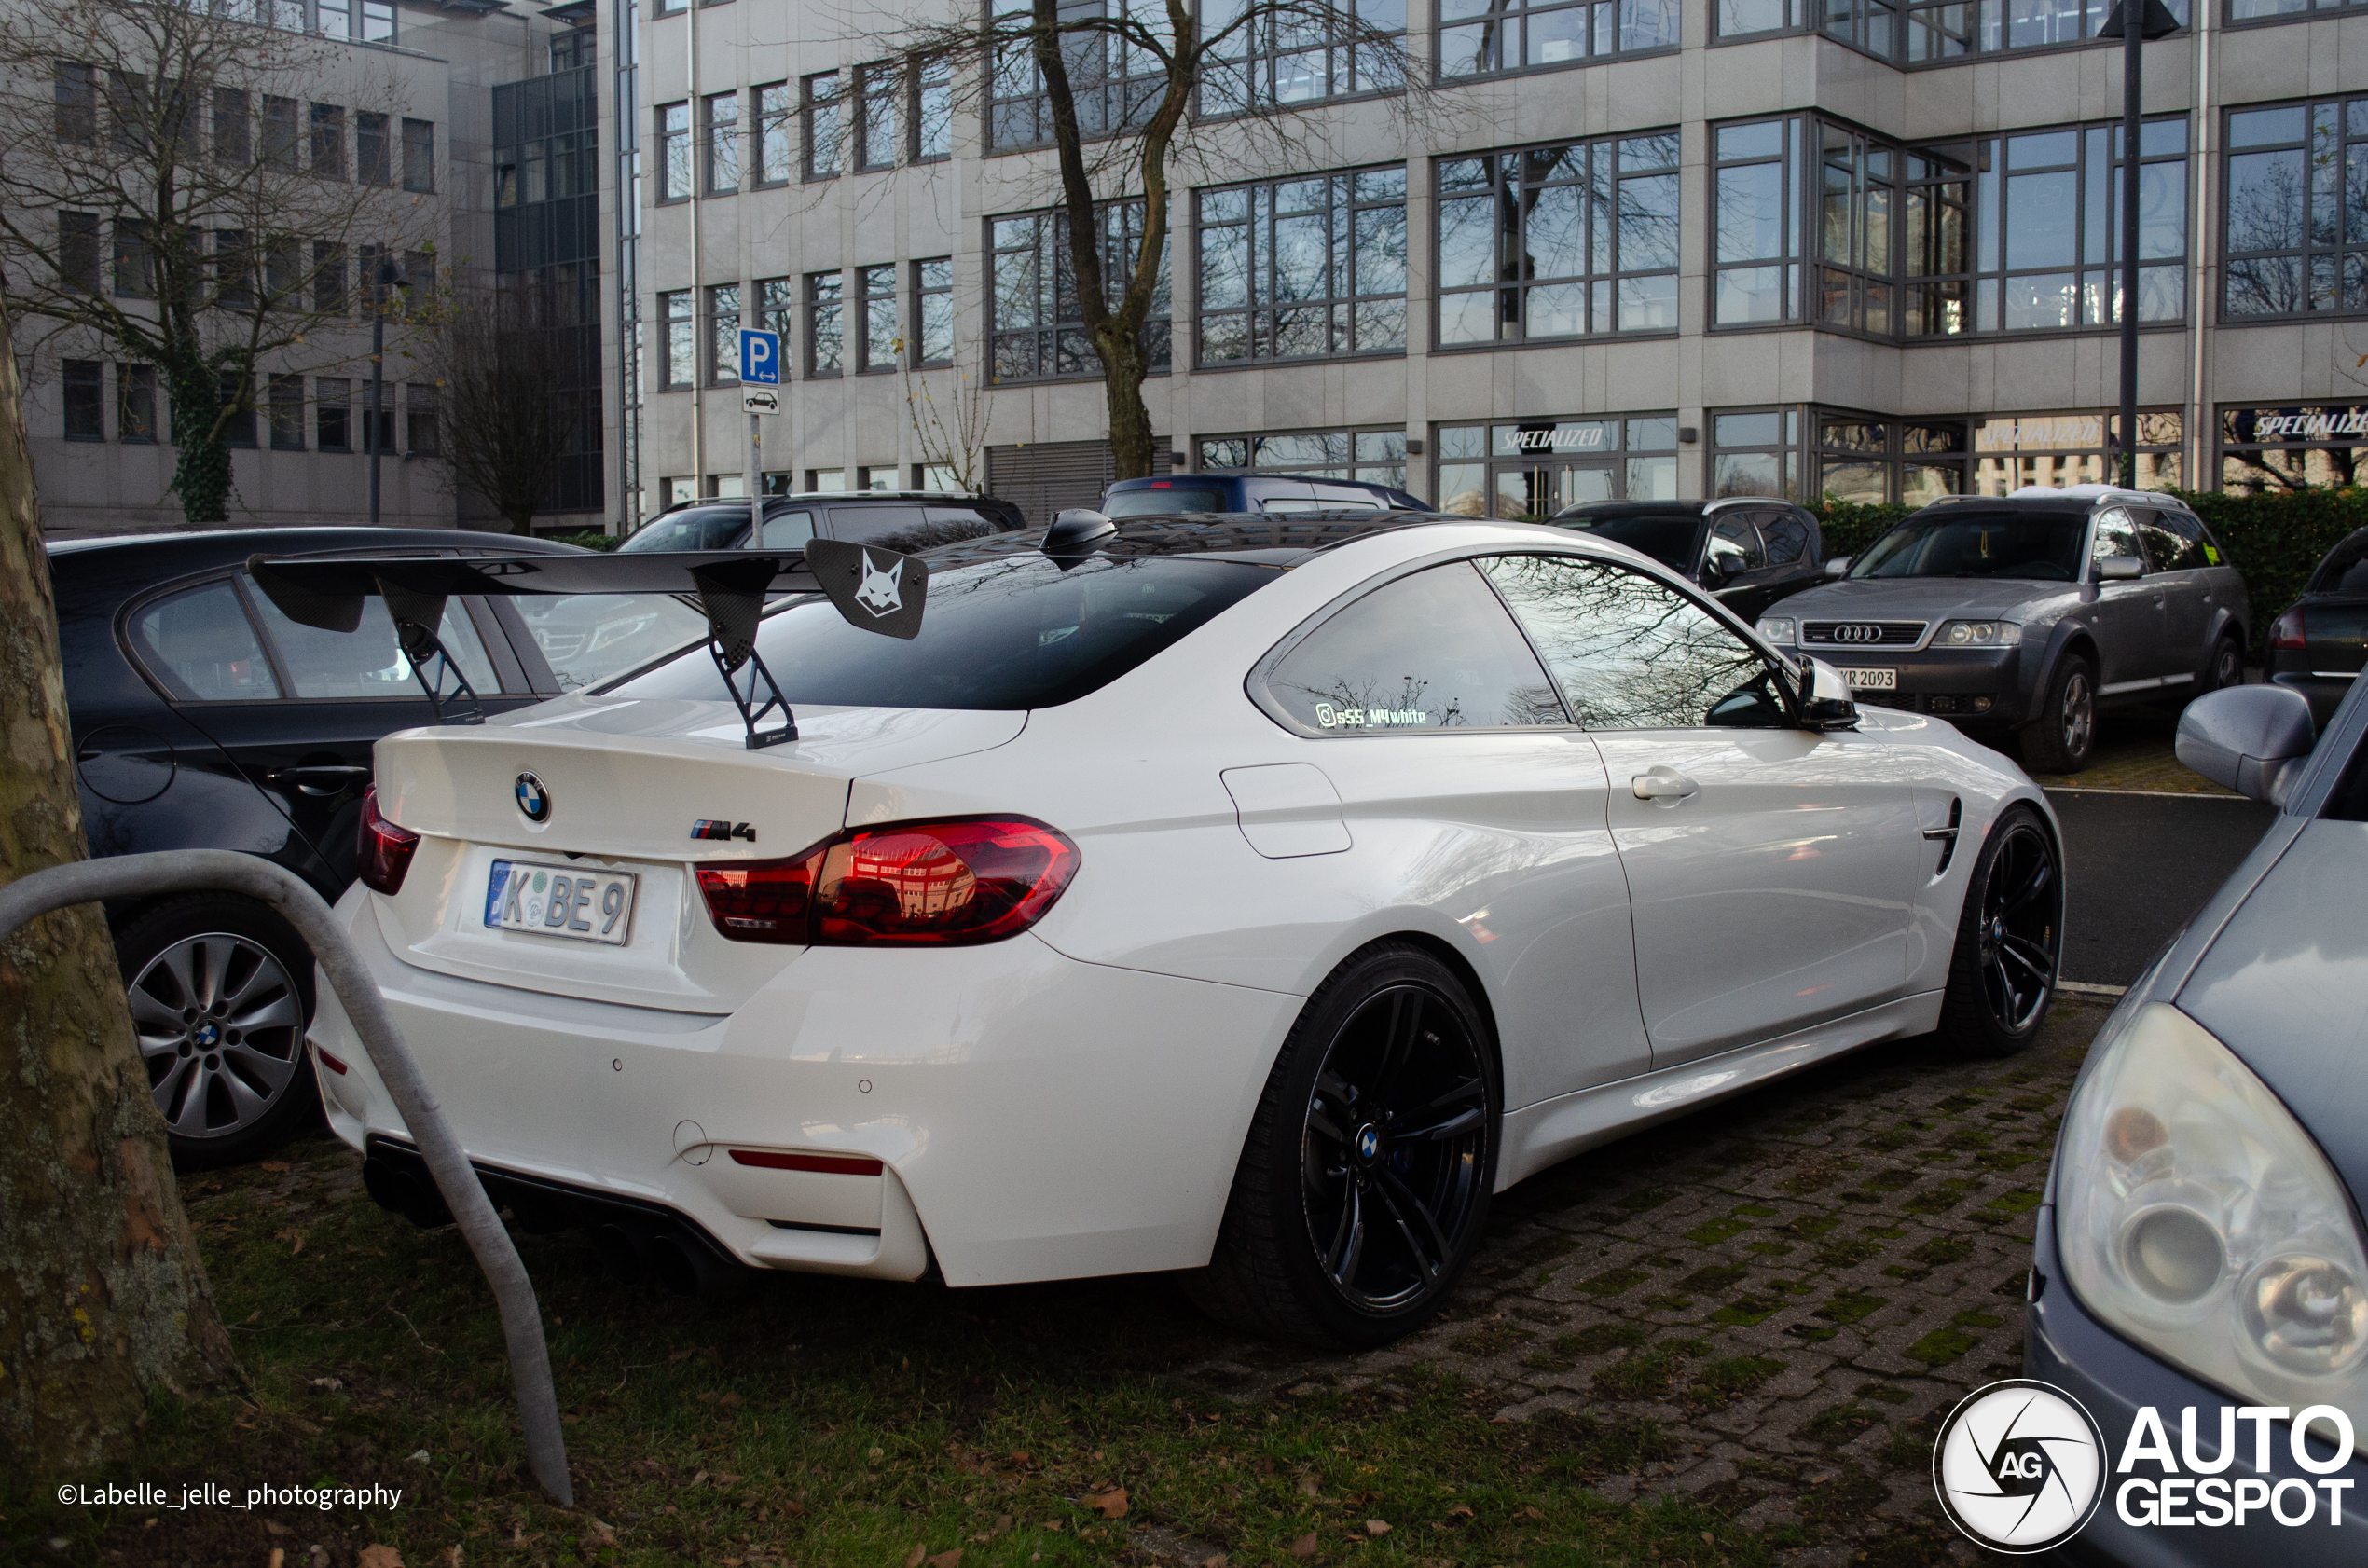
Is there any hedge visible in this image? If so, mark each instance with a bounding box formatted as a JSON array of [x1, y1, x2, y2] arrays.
[[545, 529, 621, 552], [1805, 488, 2368, 658]]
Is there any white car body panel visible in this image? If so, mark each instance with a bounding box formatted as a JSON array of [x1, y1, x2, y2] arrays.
[[311, 520, 2058, 1287]]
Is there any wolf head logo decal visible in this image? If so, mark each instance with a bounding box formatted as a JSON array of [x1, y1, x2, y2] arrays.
[[853, 551, 904, 617]]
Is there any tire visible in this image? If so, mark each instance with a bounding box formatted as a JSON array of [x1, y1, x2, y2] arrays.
[[1938, 806, 2063, 1058], [2198, 635, 2244, 698], [114, 894, 319, 1168], [1186, 942, 1499, 1349], [2018, 653, 2097, 774]]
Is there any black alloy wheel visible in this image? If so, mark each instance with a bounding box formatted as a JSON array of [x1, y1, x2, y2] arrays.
[[1189, 943, 1499, 1347], [1940, 805, 2062, 1057]]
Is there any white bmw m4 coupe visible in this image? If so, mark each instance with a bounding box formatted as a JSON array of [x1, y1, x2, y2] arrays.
[[290, 515, 2063, 1347]]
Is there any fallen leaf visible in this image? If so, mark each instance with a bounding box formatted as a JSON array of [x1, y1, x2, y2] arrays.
[[1297, 1475, 1322, 1498], [1448, 1505, 1473, 1520], [906, 1547, 927, 1568], [691, 1470, 709, 1486], [1010, 1451, 1033, 1465], [310, 1378, 342, 1392], [1083, 1488, 1129, 1520], [1202, 1557, 1229, 1568], [1290, 1534, 1319, 1560], [1518, 1506, 1544, 1521], [870, 1447, 887, 1461], [993, 1516, 1013, 1534], [723, 1560, 744, 1567], [357, 1547, 404, 1568], [1365, 1521, 1391, 1537], [444, 1547, 463, 1568], [927, 1552, 963, 1568], [261, 1161, 292, 1173], [719, 1393, 745, 1410], [265, 1521, 293, 1537]]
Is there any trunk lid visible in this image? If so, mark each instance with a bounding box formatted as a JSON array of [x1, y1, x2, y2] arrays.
[[366, 696, 1026, 1011]]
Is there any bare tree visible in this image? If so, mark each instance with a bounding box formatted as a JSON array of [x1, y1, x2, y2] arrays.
[[0, 292, 236, 1472], [0, 0, 431, 522], [886, 0, 1429, 480], [408, 278, 590, 534], [902, 342, 993, 493]]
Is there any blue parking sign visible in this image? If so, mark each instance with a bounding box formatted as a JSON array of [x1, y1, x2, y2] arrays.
[[739, 328, 781, 385]]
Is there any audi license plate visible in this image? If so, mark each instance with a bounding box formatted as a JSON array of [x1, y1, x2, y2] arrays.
[[484, 860, 638, 944], [1839, 667, 1898, 691]]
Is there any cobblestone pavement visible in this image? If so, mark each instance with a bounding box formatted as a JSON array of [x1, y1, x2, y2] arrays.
[[2022, 707, 2234, 795], [1182, 997, 2114, 1567]]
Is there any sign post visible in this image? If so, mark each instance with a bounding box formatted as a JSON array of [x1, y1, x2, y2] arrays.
[[738, 329, 783, 546]]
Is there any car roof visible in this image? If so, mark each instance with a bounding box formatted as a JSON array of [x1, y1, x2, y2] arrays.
[[658, 491, 1009, 513], [924, 511, 1578, 569], [1916, 488, 2187, 516]]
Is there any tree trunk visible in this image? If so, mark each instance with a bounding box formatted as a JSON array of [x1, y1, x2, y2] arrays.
[[1095, 327, 1157, 481], [0, 296, 237, 1474], [163, 358, 232, 524]]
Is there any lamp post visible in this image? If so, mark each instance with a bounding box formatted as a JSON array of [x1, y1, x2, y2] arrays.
[[367, 255, 408, 526], [2100, 0, 2185, 488]]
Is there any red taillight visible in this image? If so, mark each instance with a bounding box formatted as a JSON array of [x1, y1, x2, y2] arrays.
[[314, 1045, 350, 1076], [2270, 608, 2307, 651], [357, 787, 420, 895], [695, 817, 1080, 947], [728, 1149, 884, 1176]]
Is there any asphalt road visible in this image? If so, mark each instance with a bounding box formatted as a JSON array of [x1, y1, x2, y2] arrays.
[[2050, 788, 2281, 985]]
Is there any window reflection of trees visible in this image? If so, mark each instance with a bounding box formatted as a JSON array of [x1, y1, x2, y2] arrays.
[[1483, 556, 1769, 729], [1267, 563, 1567, 730]]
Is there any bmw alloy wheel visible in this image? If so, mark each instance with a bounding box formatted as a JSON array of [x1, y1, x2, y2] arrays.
[[1974, 820, 2059, 1035], [1301, 983, 1491, 1314], [129, 932, 306, 1140]]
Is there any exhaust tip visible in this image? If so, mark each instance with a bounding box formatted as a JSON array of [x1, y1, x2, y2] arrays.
[[362, 1156, 452, 1230], [645, 1231, 737, 1299]]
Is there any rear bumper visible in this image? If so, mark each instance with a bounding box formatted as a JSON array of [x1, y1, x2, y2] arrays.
[[2024, 1201, 2368, 1564], [308, 887, 1301, 1286]]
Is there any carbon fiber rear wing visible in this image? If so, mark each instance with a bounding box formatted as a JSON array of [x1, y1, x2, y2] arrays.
[[249, 542, 929, 750]]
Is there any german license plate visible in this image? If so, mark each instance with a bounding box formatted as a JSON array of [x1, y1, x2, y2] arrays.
[[484, 860, 638, 944], [1839, 667, 1898, 691]]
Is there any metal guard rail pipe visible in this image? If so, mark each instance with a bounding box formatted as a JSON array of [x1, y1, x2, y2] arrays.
[[0, 849, 571, 1506]]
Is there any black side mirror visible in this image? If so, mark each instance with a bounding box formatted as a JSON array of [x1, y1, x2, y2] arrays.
[[1700, 554, 1732, 588]]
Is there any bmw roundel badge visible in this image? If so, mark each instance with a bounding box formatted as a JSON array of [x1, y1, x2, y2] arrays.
[[515, 771, 551, 823]]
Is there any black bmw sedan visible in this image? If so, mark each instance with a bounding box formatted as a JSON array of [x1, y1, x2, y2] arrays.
[[50, 528, 704, 1164]]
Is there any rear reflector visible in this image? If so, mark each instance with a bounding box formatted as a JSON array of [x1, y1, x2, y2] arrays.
[[2271, 608, 2307, 651], [358, 787, 420, 895], [314, 1044, 350, 1076], [696, 817, 1080, 947], [728, 1149, 885, 1176]]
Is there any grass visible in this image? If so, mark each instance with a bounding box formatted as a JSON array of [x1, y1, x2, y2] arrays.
[[5, 1134, 1808, 1568]]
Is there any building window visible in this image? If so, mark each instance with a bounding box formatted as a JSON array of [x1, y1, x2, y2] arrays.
[[267, 374, 304, 449], [707, 282, 740, 383], [362, 0, 395, 42], [988, 0, 1165, 151], [112, 219, 153, 298], [1715, 0, 1804, 36], [1974, 409, 2182, 493], [856, 264, 898, 370], [55, 61, 96, 144], [1439, 0, 1673, 80], [263, 96, 298, 172], [806, 271, 844, 375], [916, 462, 960, 490], [803, 73, 841, 179], [356, 111, 389, 184], [312, 241, 345, 313], [657, 102, 691, 200], [857, 62, 898, 171], [316, 378, 350, 451], [1438, 136, 1679, 346], [913, 258, 954, 366], [551, 25, 594, 68], [1736, 130, 1825, 323], [1814, 0, 2193, 63], [1196, 167, 1406, 365], [752, 82, 793, 185], [310, 103, 345, 179], [1197, 427, 1409, 490], [756, 274, 794, 350], [1208, 0, 1404, 109], [213, 229, 253, 309], [400, 118, 434, 192], [1709, 407, 1800, 497], [120, 364, 158, 444], [1813, 123, 1895, 336], [404, 383, 438, 455], [319, 0, 351, 40], [213, 88, 250, 166], [2218, 404, 2368, 490], [912, 56, 952, 161], [988, 200, 1171, 381], [2223, 99, 2368, 320], [62, 361, 103, 441], [1903, 117, 2188, 334], [60, 210, 100, 293], [660, 289, 695, 388], [703, 91, 739, 194], [1436, 417, 1677, 514], [357, 379, 393, 455]]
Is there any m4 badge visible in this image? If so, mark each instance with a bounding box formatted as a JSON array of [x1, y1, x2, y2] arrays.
[[691, 819, 758, 843]]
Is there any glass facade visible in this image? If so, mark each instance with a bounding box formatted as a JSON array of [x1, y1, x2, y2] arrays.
[[1205, 0, 1404, 108], [989, 0, 1166, 151], [2218, 405, 2368, 490], [1439, 0, 1678, 77], [1435, 418, 1679, 515], [987, 201, 1170, 382], [1195, 168, 1407, 364], [1198, 428, 1410, 490], [1438, 135, 1682, 345]]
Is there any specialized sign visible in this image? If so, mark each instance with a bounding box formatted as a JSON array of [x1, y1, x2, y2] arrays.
[[742, 387, 780, 416], [739, 328, 781, 385]]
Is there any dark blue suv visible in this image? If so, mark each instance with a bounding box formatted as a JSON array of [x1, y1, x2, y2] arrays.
[[1102, 473, 1429, 518]]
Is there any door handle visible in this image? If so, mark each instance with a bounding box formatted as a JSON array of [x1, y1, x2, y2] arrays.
[[1632, 772, 1700, 802]]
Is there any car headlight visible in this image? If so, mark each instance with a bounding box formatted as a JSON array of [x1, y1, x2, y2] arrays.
[[1934, 619, 2021, 646], [2058, 1002, 2368, 1455], [1756, 616, 1796, 645]]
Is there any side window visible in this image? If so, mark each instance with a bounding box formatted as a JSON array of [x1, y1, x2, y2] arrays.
[[1264, 563, 1567, 733], [1706, 515, 1766, 574], [2142, 511, 2212, 572], [760, 509, 817, 549], [827, 504, 925, 543], [1758, 511, 1810, 566], [1482, 555, 1785, 730], [128, 579, 282, 702], [2092, 508, 2144, 567], [244, 579, 501, 698]]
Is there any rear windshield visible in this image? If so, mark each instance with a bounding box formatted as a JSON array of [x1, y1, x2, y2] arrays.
[[620, 508, 750, 552], [610, 554, 1273, 710], [2308, 531, 2368, 595], [1104, 487, 1230, 518], [1851, 511, 2086, 581], [1559, 514, 1700, 571]]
